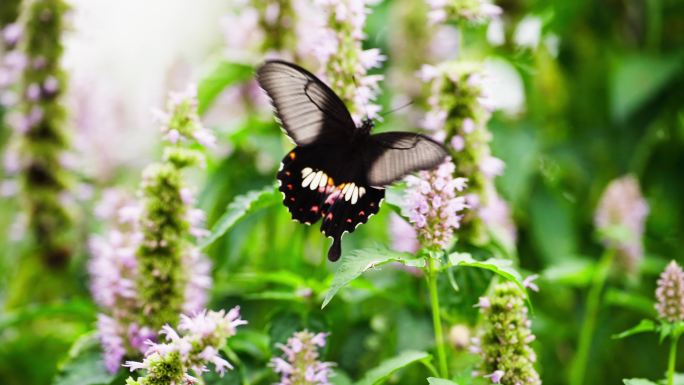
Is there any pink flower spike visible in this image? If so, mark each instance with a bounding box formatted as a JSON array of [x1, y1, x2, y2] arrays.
[[523, 274, 540, 292], [484, 370, 505, 384]]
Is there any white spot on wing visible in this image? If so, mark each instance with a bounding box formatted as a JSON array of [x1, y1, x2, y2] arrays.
[[344, 183, 355, 201], [318, 173, 328, 189], [351, 186, 359, 205], [302, 167, 313, 177], [359, 187, 366, 197], [311, 171, 323, 190], [302, 171, 315, 188]]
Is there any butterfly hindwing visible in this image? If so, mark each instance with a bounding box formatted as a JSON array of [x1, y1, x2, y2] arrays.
[[277, 145, 384, 261], [277, 147, 330, 225], [256, 60, 356, 146], [364, 132, 448, 187], [320, 183, 384, 261]]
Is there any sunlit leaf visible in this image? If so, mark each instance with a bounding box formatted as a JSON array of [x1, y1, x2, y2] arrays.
[[331, 370, 354, 385], [541, 258, 595, 287], [200, 184, 281, 249], [427, 378, 459, 385], [622, 379, 658, 385], [355, 350, 431, 385], [53, 333, 117, 385], [447, 252, 526, 293], [0, 300, 96, 329], [613, 319, 657, 339], [322, 247, 425, 308], [197, 60, 253, 115]]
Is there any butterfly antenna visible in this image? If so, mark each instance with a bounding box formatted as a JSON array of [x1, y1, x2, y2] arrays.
[[380, 100, 414, 117]]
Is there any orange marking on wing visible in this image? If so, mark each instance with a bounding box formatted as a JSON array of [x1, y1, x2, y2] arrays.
[[289, 152, 296, 160], [285, 171, 291, 176]]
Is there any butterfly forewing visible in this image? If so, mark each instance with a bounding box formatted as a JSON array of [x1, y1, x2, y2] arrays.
[[256, 60, 356, 146], [364, 132, 448, 187]]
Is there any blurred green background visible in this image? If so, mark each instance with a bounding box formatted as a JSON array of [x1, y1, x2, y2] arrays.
[[1, 0, 684, 384]]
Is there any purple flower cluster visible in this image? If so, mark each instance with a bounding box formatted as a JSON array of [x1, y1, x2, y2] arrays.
[[125, 308, 246, 385], [308, 0, 385, 123], [154, 85, 215, 149], [89, 87, 214, 373], [594, 175, 649, 275], [419, 62, 509, 245], [655, 261, 684, 323], [0, 23, 23, 108], [88, 190, 155, 372], [270, 330, 335, 385], [427, 0, 502, 24], [405, 159, 468, 250]]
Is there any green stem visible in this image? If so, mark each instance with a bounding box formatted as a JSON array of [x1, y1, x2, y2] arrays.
[[668, 333, 680, 385], [571, 249, 615, 385], [426, 256, 448, 378]]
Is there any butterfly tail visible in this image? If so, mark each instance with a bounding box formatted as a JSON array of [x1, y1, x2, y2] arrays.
[[328, 237, 342, 262]]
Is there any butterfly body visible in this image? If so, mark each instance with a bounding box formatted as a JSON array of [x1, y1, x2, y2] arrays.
[[256, 60, 448, 261]]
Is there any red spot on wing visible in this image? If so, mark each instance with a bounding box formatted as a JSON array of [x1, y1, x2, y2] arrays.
[[326, 213, 333, 220], [359, 210, 365, 216], [310, 205, 319, 213], [287, 184, 293, 190]]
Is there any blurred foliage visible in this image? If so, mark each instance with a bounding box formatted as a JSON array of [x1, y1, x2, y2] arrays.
[[0, 0, 684, 384]]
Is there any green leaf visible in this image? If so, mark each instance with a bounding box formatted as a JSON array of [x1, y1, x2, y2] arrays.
[[622, 379, 658, 385], [541, 258, 595, 287], [322, 247, 425, 308], [200, 185, 281, 249], [611, 53, 684, 121], [53, 333, 117, 385], [447, 253, 525, 293], [427, 378, 459, 385], [355, 350, 431, 385], [197, 60, 253, 115], [613, 319, 657, 339], [605, 288, 658, 317]]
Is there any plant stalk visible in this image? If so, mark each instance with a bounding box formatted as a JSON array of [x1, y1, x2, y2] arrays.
[[571, 249, 615, 385], [668, 332, 680, 385], [426, 256, 448, 378]]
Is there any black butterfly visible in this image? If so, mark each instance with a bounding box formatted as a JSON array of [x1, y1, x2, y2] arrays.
[[256, 60, 447, 262]]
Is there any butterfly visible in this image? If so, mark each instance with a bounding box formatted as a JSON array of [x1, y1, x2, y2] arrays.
[[256, 60, 448, 262]]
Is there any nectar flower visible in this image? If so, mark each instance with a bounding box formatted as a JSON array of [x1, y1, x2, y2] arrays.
[[421, 62, 509, 245], [89, 87, 213, 372], [405, 159, 468, 249], [655, 261, 684, 323], [124, 308, 246, 385], [270, 330, 335, 385], [307, 0, 384, 124], [594, 175, 649, 275], [473, 282, 540, 385], [427, 0, 501, 24]]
